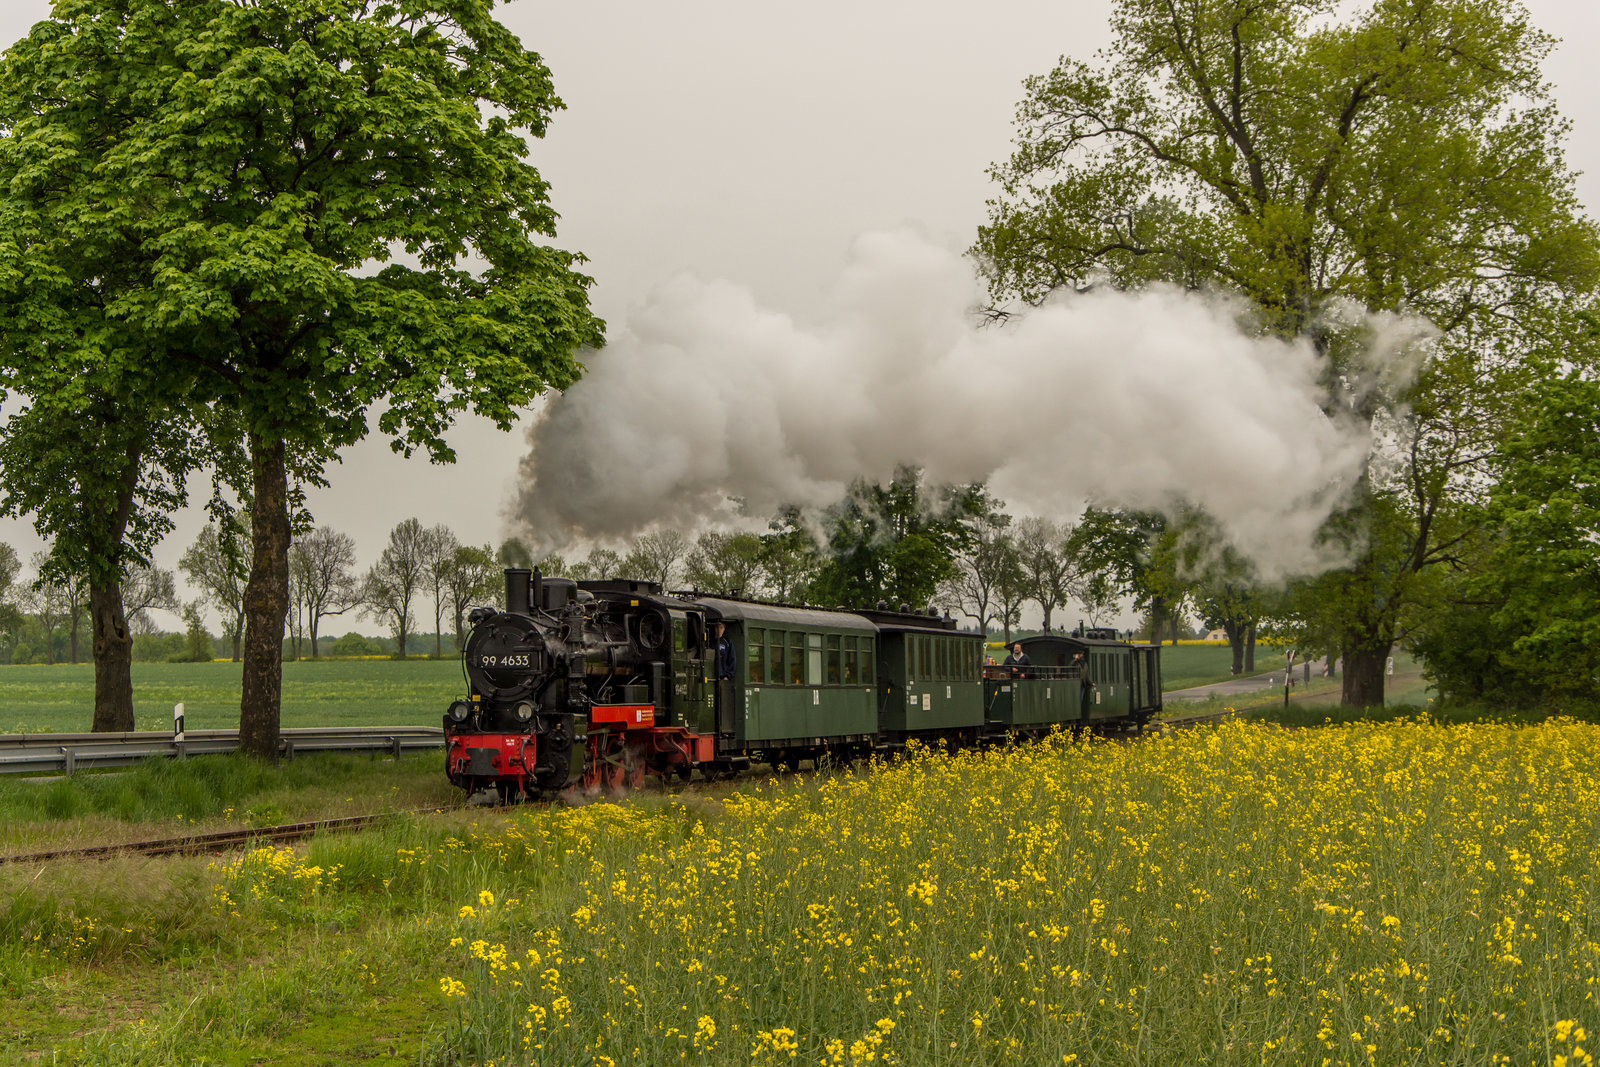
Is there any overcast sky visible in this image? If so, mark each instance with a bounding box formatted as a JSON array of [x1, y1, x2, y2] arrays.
[[1, 0, 1597, 632]]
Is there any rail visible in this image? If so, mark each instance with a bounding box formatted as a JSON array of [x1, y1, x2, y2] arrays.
[[0, 726, 445, 777]]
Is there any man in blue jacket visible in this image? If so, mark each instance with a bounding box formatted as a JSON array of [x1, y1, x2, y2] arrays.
[[712, 621, 737, 681]]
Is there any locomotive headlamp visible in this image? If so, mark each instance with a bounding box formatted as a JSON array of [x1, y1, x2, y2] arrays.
[[448, 701, 472, 723], [514, 701, 536, 723]]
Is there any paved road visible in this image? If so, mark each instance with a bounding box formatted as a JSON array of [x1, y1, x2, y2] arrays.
[[1167, 658, 1332, 702]]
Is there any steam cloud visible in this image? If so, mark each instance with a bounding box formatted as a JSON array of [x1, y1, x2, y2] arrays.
[[514, 230, 1384, 578]]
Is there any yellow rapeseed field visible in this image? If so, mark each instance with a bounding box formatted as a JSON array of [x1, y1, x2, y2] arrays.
[[232, 720, 1600, 1065]]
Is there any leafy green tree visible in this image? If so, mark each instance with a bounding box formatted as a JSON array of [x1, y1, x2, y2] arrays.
[[1440, 373, 1600, 698], [811, 469, 996, 611], [583, 548, 624, 581], [0, 3, 222, 724], [684, 532, 766, 598], [1072, 509, 1187, 641], [2, 0, 602, 756], [420, 525, 460, 658], [992, 542, 1030, 644], [444, 544, 501, 648], [758, 510, 822, 604], [623, 531, 690, 589], [179, 604, 216, 664], [976, 0, 1598, 705]]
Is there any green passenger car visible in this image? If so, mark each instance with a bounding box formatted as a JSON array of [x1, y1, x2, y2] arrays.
[[696, 598, 878, 748], [858, 609, 986, 736], [983, 632, 1162, 730]]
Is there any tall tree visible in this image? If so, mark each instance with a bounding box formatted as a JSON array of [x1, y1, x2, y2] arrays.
[[180, 520, 250, 662], [939, 515, 1015, 636], [977, 0, 1598, 705], [583, 547, 623, 581], [623, 530, 690, 589], [444, 544, 501, 649], [419, 524, 460, 658], [811, 469, 996, 611], [365, 519, 429, 659], [2, 0, 602, 757], [289, 527, 359, 660], [758, 510, 821, 604], [1013, 517, 1083, 634], [684, 532, 765, 598], [0, 6, 217, 726]]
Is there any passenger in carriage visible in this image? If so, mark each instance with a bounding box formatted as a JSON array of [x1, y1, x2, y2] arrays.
[[1003, 642, 1031, 679]]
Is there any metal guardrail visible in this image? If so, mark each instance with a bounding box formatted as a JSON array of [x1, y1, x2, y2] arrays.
[[0, 726, 445, 777]]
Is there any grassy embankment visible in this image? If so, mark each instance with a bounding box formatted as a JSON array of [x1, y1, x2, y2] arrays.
[[4, 716, 1600, 1064]]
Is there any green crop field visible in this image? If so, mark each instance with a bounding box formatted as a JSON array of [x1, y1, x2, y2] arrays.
[[0, 645, 1351, 735], [0, 658, 466, 735], [1148, 641, 1288, 690]]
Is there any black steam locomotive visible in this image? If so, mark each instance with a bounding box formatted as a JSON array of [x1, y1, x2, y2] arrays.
[[444, 568, 1162, 800]]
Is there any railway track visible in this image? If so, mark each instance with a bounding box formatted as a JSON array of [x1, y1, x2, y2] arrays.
[[0, 809, 443, 866]]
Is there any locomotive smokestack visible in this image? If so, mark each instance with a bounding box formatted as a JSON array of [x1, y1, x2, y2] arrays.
[[505, 568, 531, 615]]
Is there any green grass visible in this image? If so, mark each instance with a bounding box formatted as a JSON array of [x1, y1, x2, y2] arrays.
[[1153, 641, 1289, 689], [0, 657, 467, 734]]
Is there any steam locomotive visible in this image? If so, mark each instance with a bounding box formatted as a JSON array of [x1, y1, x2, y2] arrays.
[[443, 568, 1163, 800]]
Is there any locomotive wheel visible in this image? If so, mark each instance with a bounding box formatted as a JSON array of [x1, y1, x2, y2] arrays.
[[622, 744, 646, 790], [602, 759, 627, 792]]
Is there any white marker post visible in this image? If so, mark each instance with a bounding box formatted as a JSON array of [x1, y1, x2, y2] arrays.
[[173, 702, 185, 743]]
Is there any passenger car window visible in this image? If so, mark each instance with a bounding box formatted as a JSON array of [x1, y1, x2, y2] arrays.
[[747, 627, 765, 684]]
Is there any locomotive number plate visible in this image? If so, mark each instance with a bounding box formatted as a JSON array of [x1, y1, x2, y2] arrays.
[[478, 654, 531, 667]]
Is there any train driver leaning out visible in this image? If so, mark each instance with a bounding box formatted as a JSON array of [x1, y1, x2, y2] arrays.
[[1003, 642, 1031, 679], [711, 621, 736, 681]]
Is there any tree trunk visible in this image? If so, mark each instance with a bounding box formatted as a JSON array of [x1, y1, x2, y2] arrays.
[[310, 612, 321, 659], [1225, 622, 1244, 676], [1244, 624, 1256, 673], [69, 617, 81, 663], [89, 583, 135, 732], [1342, 637, 1390, 709], [239, 432, 291, 761]]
